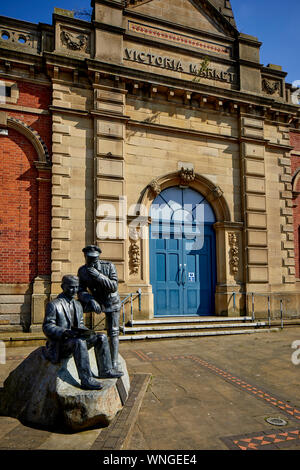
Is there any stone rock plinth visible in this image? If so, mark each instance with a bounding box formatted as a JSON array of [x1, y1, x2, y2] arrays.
[[0, 347, 130, 432]]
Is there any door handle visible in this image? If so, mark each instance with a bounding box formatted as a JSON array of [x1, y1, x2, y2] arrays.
[[182, 264, 187, 286], [178, 264, 182, 285]]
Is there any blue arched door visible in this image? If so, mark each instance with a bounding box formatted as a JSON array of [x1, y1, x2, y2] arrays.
[[149, 187, 217, 317]]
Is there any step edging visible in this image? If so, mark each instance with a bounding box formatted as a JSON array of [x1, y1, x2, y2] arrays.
[[119, 328, 280, 341]]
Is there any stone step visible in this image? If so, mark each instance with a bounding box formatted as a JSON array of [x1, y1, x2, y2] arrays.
[[128, 316, 252, 326], [121, 321, 267, 334], [119, 328, 280, 341]]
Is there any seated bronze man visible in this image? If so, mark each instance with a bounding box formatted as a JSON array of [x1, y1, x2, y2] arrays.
[[42, 275, 123, 391]]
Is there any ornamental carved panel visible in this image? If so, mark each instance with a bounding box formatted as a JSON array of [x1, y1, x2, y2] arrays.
[[60, 29, 90, 54], [262, 78, 281, 97], [228, 232, 239, 274]]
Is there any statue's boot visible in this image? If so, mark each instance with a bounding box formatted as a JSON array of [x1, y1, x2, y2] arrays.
[[81, 377, 103, 390], [73, 338, 103, 390], [93, 333, 123, 379], [109, 336, 124, 376]]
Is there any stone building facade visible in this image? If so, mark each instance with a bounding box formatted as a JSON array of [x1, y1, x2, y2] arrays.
[[0, 0, 300, 331]]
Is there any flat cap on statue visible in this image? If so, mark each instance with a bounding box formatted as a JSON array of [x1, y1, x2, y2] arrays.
[[82, 245, 102, 257]]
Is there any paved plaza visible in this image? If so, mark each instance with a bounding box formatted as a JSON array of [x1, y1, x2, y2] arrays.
[[1, 327, 300, 451]]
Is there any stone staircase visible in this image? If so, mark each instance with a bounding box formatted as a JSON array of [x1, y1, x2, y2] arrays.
[[119, 316, 281, 341], [2, 316, 300, 348]]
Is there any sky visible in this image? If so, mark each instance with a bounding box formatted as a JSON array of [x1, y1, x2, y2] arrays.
[[0, 0, 299, 84]]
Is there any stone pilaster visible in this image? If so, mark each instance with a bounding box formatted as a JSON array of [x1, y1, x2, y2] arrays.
[[51, 112, 72, 289], [214, 222, 244, 316], [93, 81, 127, 283], [279, 153, 295, 283], [240, 116, 269, 287]]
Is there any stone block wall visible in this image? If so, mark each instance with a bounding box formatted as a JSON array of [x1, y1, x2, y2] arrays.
[[291, 131, 300, 279]]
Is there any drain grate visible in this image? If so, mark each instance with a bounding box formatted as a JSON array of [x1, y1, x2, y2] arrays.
[[266, 417, 288, 426]]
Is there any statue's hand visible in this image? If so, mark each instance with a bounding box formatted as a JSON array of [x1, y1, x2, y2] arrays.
[[87, 267, 100, 278], [89, 300, 101, 314], [62, 329, 78, 340]]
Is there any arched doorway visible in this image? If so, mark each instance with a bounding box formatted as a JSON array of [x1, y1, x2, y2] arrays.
[[149, 186, 217, 316]]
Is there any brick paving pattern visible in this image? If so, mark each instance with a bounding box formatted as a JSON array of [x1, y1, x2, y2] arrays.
[[222, 428, 300, 450], [132, 349, 300, 450]]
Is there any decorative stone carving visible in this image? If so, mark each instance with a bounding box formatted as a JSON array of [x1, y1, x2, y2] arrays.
[[148, 179, 161, 197], [61, 30, 89, 53], [179, 167, 195, 186], [0, 27, 37, 49], [129, 228, 140, 274], [212, 186, 224, 199], [129, 242, 140, 274], [228, 232, 239, 274], [262, 78, 280, 96]]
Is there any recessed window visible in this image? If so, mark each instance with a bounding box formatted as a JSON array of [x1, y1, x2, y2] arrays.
[[0, 82, 19, 104], [18, 36, 26, 44], [1, 32, 10, 40]]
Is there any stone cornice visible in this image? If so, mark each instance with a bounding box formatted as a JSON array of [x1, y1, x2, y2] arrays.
[[0, 46, 43, 62], [86, 59, 299, 114], [265, 142, 293, 151], [0, 103, 50, 115], [0, 71, 50, 87], [128, 118, 238, 143], [92, 0, 124, 10], [52, 13, 92, 29], [91, 110, 130, 122], [261, 66, 288, 79], [239, 59, 263, 70], [214, 221, 244, 230], [0, 15, 41, 30], [93, 21, 126, 35], [237, 33, 262, 47], [44, 51, 87, 68], [128, 119, 296, 151], [49, 105, 89, 116]]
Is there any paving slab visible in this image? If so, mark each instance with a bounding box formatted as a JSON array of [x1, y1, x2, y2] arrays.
[[0, 328, 300, 451]]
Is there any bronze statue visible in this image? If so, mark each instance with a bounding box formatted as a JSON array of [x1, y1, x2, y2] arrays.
[[77, 245, 122, 373], [42, 275, 123, 391]]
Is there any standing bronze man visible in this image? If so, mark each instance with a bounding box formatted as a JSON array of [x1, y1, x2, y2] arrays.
[[77, 245, 122, 373]]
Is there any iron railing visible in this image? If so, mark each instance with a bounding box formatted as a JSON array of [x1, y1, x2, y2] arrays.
[[222, 292, 286, 329], [120, 289, 142, 333], [118, 290, 290, 333]]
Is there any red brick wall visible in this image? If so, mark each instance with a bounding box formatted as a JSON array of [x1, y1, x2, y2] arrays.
[[0, 80, 51, 284], [291, 131, 300, 278]]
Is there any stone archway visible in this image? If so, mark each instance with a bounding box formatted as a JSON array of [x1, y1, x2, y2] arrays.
[[139, 169, 231, 223], [7, 117, 50, 167], [134, 170, 242, 316], [0, 116, 52, 329]]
